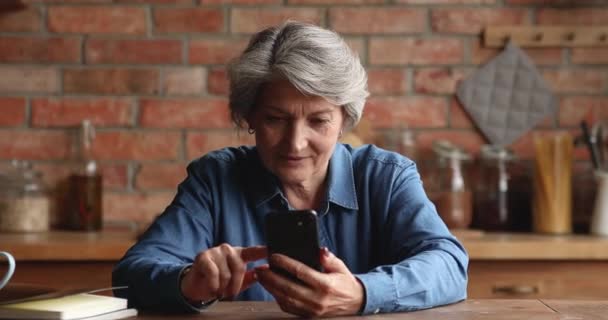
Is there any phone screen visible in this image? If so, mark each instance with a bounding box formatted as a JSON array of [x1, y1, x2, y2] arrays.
[[264, 210, 322, 281]]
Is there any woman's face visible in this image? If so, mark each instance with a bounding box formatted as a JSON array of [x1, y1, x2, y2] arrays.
[[249, 80, 344, 187]]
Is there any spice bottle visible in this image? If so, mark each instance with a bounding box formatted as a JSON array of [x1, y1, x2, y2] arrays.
[[66, 120, 103, 231], [430, 140, 473, 229], [0, 160, 50, 232]]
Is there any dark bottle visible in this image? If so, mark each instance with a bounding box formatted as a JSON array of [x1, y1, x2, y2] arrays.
[[66, 120, 103, 231]]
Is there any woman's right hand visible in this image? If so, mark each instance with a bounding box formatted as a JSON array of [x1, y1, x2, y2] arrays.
[[180, 244, 267, 303]]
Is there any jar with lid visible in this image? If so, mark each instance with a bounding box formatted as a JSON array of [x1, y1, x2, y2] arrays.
[[472, 145, 532, 232], [472, 145, 514, 231], [0, 160, 50, 232], [430, 140, 473, 229]]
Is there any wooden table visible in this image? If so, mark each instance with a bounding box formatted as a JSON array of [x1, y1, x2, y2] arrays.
[[3, 230, 608, 299], [135, 300, 608, 319]]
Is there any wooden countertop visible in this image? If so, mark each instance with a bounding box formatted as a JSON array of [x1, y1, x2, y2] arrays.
[[455, 230, 608, 260], [2, 229, 608, 261], [137, 300, 606, 319], [0, 231, 135, 261]]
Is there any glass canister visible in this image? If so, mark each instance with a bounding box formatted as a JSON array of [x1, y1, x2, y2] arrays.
[[0, 160, 50, 232], [472, 145, 515, 231], [473, 145, 533, 232], [430, 140, 473, 229]]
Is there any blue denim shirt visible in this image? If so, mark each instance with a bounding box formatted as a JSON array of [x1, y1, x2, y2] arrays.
[[112, 144, 468, 314]]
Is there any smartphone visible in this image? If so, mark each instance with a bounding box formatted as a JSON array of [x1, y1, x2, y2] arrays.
[[264, 210, 322, 282]]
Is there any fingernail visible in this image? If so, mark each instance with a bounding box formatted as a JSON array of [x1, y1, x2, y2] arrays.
[[322, 247, 331, 257]]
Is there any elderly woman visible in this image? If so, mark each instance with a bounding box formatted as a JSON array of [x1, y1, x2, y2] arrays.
[[113, 21, 468, 317]]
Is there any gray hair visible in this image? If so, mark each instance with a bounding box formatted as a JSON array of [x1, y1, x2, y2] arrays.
[[228, 21, 369, 129]]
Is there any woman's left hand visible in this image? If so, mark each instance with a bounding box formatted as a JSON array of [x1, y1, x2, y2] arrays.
[[255, 247, 364, 317]]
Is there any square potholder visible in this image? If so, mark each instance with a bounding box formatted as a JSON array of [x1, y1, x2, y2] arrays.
[[456, 42, 557, 146]]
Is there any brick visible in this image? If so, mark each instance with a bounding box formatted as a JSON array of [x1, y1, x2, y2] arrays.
[[0, 97, 26, 127], [90, 131, 181, 160], [415, 130, 485, 155], [0, 130, 70, 160], [113, 0, 193, 3], [538, 8, 608, 25], [36, 163, 128, 190], [399, 0, 495, 3], [431, 9, 528, 34], [559, 96, 608, 127], [369, 38, 463, 65], [154, 7, 223, 34], [163, 67, 206, 95], [543, 70, 607, 94], [363, 97, 448, 128], [189, 39, 248, 65], [508, 0, 604, 3], [0, 7, 40, 32], [0, 36, 80, 63], [414, 67, 471, 94], [208, 67, 229, 95], [345, 38, 366, 63], [367, 68, 407, 95], [86, 39, 182, 64], [471, 41, 562, 66], [204, 0, 280, 3], [231, 8, 322, 34], [450, 98, 475, 129], [135, 163, 188, 189], [103, 192, 175, 223], [31, 97, 134, 127], [329, 8, 426, 34], [290, 0, 382, 3], [48, 6, 146, 35], [187, 131, 255, 159], [140, 98, 231, 128], [24, 0, 192, 2], [572, 48, 608, 64], [0, 67, 59, 93], [63, 68, 159, 95], [20, 0, 112, 2]]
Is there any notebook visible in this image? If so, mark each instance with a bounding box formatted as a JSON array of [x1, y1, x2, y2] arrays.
[[0, 293, 136, 320]]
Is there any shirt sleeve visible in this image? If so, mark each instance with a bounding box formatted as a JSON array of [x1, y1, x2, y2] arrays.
[[355, 161, 469, 314], [112, 160, 217, 313]]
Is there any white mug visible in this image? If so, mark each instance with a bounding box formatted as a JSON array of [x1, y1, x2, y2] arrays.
[[0, 251, 15, 290], [591, 171, 608, 236]]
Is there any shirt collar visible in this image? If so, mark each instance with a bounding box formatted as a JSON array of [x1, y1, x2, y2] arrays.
[[249, 144, 358, 211]]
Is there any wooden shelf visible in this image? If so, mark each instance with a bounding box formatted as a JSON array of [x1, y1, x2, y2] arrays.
[[0, 231, 136, 261], [454, 230, 608, 260], [2, 230, 608, 261]]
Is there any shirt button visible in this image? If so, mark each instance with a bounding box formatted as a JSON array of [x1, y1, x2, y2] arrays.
[[373, 308, 380, 314]]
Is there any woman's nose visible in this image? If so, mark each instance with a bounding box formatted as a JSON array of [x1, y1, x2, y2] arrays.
[[285, 123, 308, 151]]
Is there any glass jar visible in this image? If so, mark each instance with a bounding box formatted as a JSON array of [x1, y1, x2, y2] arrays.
[[472, 145, 515, 231], [0, 160, 50, 232], [473, 145, 533, 232], [430, 140, 473, 229]]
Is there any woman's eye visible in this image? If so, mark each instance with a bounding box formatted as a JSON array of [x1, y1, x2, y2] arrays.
[[265, 116, 283, 123], [311, 118, 330, 125]]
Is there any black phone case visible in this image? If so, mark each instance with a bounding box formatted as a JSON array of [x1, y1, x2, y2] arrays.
[[264, 210, 322, 282]]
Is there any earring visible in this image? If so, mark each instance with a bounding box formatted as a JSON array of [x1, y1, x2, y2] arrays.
[[339, 129, 343, 138], [248, 128, 255, 134]]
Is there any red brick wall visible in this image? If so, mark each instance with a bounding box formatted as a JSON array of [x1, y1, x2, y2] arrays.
[[0, 0, 606, 224]]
